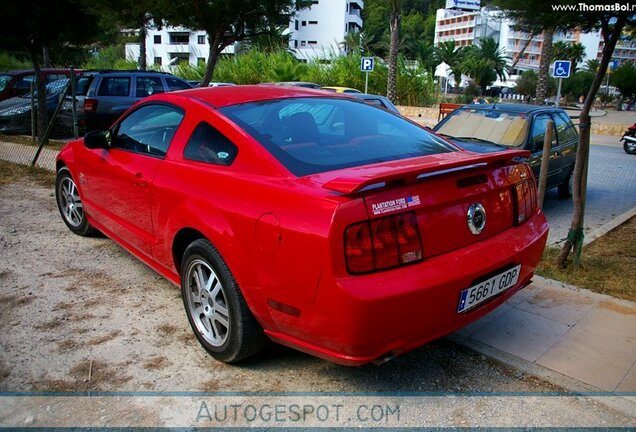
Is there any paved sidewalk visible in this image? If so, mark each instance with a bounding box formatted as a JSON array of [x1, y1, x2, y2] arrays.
[[451, 275, 636, 393]]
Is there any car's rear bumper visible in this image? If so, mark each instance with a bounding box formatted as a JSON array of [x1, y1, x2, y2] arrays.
[[264, 211, 549, 365]]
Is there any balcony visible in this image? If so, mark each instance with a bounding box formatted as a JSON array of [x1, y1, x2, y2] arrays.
[[436, 20, 475, 32], [347, 10, 363, 29], [349, 0, 363, 9], [167, 44, 190, 54]]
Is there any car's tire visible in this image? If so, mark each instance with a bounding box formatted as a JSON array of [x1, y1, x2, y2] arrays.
[[181, 239, 267, 363], [55, 167, 96, 236], [558, 170, 573, 199]]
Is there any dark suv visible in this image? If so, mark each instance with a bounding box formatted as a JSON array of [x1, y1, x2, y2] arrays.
[[59, 70, 192, 134], [434, 103, 578, 198]]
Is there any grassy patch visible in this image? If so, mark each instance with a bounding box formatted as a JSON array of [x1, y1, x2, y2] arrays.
[[0, 134, 67, 149], [0, 160, 55, 187], [537, 217, 636, 302]]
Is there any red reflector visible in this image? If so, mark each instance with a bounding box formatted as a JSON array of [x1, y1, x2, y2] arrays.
[[345, 212, 422, 274], [84, 98, 98, 113], [513, 179, 537, 225]]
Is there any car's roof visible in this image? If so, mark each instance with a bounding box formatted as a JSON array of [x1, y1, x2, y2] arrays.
[[176, 85, 345, 108], [463, 103, 565, 114]]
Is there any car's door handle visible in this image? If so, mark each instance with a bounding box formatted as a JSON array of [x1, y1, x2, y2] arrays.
[[134, 172, 147, 187]]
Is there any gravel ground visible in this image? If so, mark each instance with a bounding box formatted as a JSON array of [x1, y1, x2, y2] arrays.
[[0, 170, 634, 428]]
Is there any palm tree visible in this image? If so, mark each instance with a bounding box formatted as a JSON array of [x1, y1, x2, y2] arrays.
[[585, 59, 600, 73], [462, 38, 508, 94], [415, 41, 437, 75], [434, 40, 464, 90], [387, 0, 401, 102], [567, 42, 586, 73]]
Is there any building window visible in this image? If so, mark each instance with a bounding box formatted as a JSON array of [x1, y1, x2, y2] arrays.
[[302, 21, 307, 26], [154, 57, 162, 65], [197, 35, 206, 44], [308, 21, 318, 25], [295, 20, 299, 30], [308, 41, 317, 45], [301, 41, 306, 46], [154, 35, 161, 44], [312, 0, 318, 3], [294, 40, 298, 48]]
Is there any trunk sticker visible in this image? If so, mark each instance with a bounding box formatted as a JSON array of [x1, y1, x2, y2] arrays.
[[370, 195, 421, 215]]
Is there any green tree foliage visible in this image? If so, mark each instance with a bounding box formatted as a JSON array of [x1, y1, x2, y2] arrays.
[[562, 70, 595, 100], [611, 62, 636, 99], [584, 59, 600, 73], [158, 0, 304, 86], [462, 37, 508, 93], [0, 0, 100, 141], [551, 41, 586, 73]]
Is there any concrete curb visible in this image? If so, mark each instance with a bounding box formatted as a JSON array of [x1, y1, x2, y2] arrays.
[[447, 332, 636, 417], [584, 206, 636, 245]]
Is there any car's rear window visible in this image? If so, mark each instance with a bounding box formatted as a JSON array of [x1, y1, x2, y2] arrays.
[[219, 97, 455, 176], [436, 108, 529, 147], [75, 75, 94, 96]]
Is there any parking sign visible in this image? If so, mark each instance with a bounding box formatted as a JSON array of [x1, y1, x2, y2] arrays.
[[552, 60, 571, 78], [361, 57, 374, 72]]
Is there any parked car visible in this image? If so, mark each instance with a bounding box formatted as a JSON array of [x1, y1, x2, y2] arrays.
[[0, 68, 78, 102], [347, 93, 399, 113], [58, 70, 192, 134], [269, 81, 321, 89], [434, 103, 578, 198], [321, 86, 362, 94], [55, 86, 548, 365], [0, 78, 69, 134]]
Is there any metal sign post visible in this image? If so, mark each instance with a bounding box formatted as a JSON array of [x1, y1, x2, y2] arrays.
[[552, 60, 571, 107], [360, 57, 374, 94]]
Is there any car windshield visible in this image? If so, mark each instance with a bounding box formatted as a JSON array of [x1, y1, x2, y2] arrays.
[[0, 75, 11, 92], [219, 97, 456, 176], [436, 108, 529, 147], [19, 79, 69, 98]]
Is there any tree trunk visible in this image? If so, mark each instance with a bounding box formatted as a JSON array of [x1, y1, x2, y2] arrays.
[[42, 46, 51, 68], [29, 49, 47, 144], [139, 21, 147, 70], [556, 17, 627, 268], [535, 27, 554, 103], [387, 1, 400, 103], [202, 31, 224, 87]]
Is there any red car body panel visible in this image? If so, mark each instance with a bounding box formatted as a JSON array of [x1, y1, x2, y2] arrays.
[[56, 86, 549, 365]]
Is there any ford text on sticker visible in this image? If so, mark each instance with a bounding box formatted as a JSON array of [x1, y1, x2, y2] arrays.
[[371, 195, 421, 215]]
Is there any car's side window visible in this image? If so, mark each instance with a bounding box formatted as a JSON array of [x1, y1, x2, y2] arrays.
[[165, 77, 191, 91], [553, 112, 578, 144], [98, 77, 131, 96], [136, 76, 165, 97], [183, 122, 238, 166], [112, 104, 184, 157], [530, 114, 557, 150]]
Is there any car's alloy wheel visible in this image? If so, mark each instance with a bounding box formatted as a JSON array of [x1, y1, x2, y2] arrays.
[[180, 239, 267, 362], [184, 259, 230, 347], [55, 167, 95, 236]]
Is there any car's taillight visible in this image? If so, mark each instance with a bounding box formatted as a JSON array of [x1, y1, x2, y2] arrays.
[[513, 179, 538, 225], [84, 98, 98, 113], [345, 211, 422, 274]]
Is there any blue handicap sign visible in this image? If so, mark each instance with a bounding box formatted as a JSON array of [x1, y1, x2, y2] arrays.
[[552, 60, 571, 78], [360, 57, 374, 72]]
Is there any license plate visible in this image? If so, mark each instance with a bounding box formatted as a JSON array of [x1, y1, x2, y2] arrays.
[[457, 265, 521, 313]]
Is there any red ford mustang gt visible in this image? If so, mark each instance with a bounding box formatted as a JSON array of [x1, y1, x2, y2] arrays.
[[55, 86, 548, 365]]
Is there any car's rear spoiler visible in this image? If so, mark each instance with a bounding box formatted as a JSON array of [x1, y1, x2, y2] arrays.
[[322, 149, 530, 194]]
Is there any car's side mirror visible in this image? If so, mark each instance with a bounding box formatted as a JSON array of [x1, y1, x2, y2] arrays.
[[84, 130, 111, 150]]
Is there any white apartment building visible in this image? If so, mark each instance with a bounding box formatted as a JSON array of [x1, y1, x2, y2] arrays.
[[288, 0, 364, 60], [125, 26, 235, 70], [125, 1, 364, 68], [433, 1, 635, 88]]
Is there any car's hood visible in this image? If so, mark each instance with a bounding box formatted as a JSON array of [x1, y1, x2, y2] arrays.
[[0, 97, 31, 115], [446, 138, 508, 154]]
